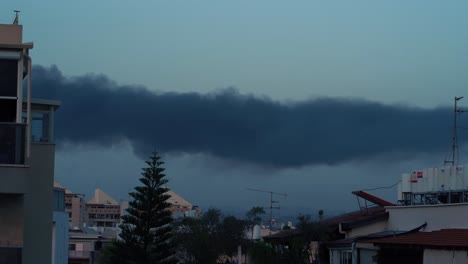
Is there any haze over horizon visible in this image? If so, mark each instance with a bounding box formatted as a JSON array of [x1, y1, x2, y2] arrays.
[[3, 1, 468, 216]]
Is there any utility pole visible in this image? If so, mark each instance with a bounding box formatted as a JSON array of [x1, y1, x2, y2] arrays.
[[247, 188, 287, 234], [445, 96, 464, 166]]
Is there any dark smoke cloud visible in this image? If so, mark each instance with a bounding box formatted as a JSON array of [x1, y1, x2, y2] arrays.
[[31, 65, 460, 167]]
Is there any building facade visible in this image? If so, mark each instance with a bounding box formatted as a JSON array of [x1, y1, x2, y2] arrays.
[[52, 186, 69, 264], [0, 21, 60, 264], [86, 188, 121, 228], [55, 182, 87, 229], [326, 165, 468, 264]]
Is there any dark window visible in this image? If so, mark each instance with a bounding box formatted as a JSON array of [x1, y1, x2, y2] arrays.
[[0, 60, 18, 97], [0, 99, 16, 122], [95, 241, 102, 250]]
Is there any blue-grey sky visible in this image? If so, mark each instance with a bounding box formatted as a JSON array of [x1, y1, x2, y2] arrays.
[[3, 1, 468, 217], [3, 1, 468, 106]]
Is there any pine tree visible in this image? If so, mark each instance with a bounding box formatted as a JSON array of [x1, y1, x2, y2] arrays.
[[100, 151, 176, 264]]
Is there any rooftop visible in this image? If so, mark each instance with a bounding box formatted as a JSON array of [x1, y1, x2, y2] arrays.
[[367, 229, 468, 249], [167, 190, 192, 208], [53, 181, 74, 195], [321, 206, 386, 227], [88, 188, 118, 205]]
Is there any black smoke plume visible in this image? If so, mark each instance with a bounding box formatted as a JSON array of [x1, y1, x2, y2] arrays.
[[31, 65, 459, 167]]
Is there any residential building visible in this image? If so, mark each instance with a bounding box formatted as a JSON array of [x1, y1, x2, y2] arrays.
[[167, 190, 200, 218], [366, 229, 468, 264], [86, 188, 121, 227], [55, 181, 87, 228], [0, 20, 61, 264], [325, 164, 468, 264], [68, 227, 113, 264], [52, 186, 69, 264]]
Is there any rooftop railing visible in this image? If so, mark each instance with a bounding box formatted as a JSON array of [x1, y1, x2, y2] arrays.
[[0, 122, 26, 165]]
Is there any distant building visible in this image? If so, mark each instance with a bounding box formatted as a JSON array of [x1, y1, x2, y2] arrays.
[[0, 20, 61, 264], [86, 188, 121, 228], [52, 186, 69, 264], [55, 181, 87, 229], [167, 190, 200, 218], [68, 227, 113, 264]]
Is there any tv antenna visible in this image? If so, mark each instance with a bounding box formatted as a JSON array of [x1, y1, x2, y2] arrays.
[[13, 10, 20, 25], [247, 188, 287, 234], [445, 96, 464, 166]]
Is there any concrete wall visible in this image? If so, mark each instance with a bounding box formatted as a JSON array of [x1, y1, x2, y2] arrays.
[[424, 249, 468, 264], [53, 211, 69, 264], [0, 24, 22, 44], [347, 220, 387, 238], [359, 249, 378, 264], [23, 144, 55, 264], [71, 196, 85, 228], [386, 203, 468, 231], [0, 143, 55, 264]]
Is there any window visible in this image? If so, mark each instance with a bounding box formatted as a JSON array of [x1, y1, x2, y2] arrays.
[[340, 250, 352, 264], [0, 60, 18, 97], [0, 99, 16, 122], [69, 244, 76, 250], [21, 111, 52, 143], [31, 112, 50, 143]]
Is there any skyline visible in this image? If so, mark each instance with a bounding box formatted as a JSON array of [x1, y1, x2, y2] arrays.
[[2, 1, 468, 213]]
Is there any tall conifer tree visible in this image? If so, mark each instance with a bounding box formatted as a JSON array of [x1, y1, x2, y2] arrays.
[[101, 151, 176, 264]]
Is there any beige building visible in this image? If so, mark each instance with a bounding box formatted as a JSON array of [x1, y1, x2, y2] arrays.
[[86, 189, 121, 228], [54, 182, 87, 229], [0, 19, 61, 264], [167, 190, 200, 218], [51, 185, 199, 230]]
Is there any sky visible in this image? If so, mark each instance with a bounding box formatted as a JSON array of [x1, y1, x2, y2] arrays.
[[2, 1, 468, 218]]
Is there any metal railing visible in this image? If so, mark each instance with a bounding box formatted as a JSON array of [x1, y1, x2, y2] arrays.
[[0, 122, 26, 165]]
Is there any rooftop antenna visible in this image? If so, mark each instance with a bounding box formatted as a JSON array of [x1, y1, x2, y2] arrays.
[[247, 188, 287, 235], [13, 10, 20, 25], [445, 96, 464, 166]]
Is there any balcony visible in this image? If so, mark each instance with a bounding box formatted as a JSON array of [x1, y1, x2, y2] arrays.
[[68, 250, 91, 259], [0, 122, 26, 165]]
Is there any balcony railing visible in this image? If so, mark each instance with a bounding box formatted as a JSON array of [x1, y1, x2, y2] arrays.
[[0, 122, 26, 165], [69, 250, 92, 259]]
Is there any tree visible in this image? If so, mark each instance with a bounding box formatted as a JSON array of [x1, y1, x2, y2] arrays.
[[249, 241, 280, 264], [99, 151, 176, 264], [318, 209, 324, 222], [220, 215, 249, 260], [246, 206, 265, 241], [295, 213, 331, 263], [173, 208, 249, 264]]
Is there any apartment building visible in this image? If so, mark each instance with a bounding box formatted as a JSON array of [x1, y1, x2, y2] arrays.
[[0, 20, 60, 264], [54, 181, 87, 228], [167, 190, 200, 218], [52, 185, 69, 264], [86, 189, 121, 228]]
